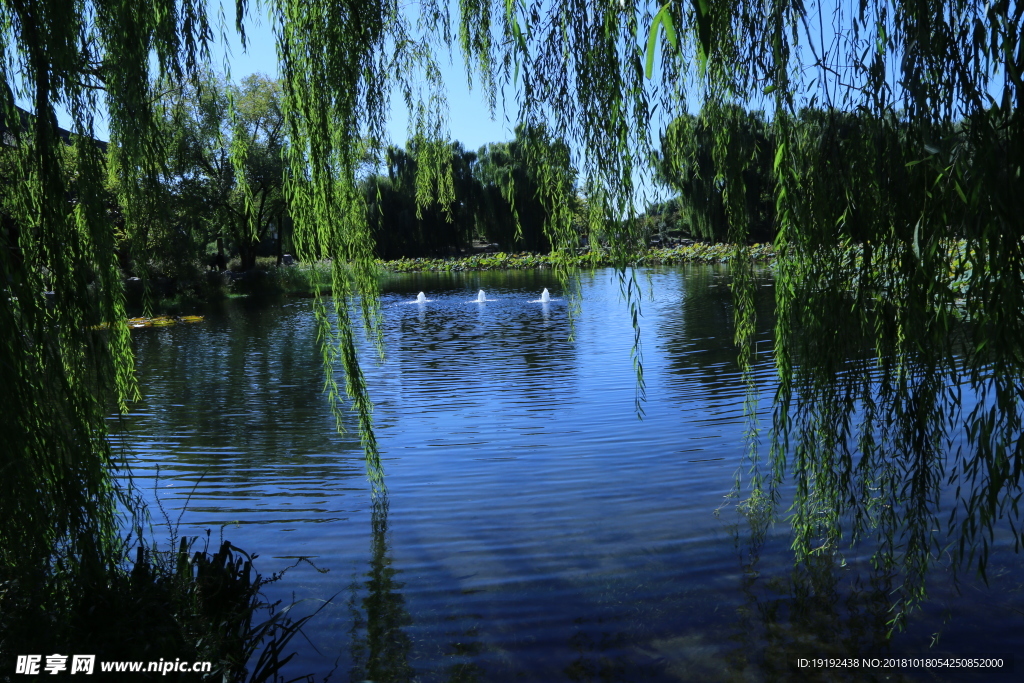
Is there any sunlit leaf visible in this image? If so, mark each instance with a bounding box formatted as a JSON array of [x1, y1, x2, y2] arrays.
[[691, 0, 712, 75], [644, 10, 664, 79], [661, 8, 678, 50]]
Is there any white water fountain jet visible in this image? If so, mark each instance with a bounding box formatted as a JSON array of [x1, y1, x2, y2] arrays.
[[406, 291, 428, 304], [530, 288, 555, 303], [476, 289, 487, 302]]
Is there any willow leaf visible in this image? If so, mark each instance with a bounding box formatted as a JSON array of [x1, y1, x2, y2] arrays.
[[644, 10, 664, 79]]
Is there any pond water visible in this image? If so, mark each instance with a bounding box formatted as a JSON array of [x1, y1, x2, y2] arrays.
[[118, 266, 1021, 682]]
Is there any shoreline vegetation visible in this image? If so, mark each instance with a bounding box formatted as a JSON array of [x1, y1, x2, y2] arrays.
[[381, 241, 777, 272], [130, 238, 982, 320], [130, 243, 778, 313]]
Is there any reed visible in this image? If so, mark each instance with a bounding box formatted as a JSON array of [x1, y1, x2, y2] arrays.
[[0, 532, 315, 682]]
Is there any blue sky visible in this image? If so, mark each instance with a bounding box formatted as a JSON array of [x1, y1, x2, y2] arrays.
[[202, 1, 673, 207], [211, 1, 518, 152], [20, 0, 928, 210], [25, 1, 518, 152]]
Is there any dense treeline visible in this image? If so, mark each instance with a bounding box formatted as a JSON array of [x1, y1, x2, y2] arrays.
[[118, 72, 290, 278], [13, 82, 1013, 279], [35, 75, 1012, 281], [654, 103, 774, 243], [649, 102, 1015, 247], [112, 76, 583, 273], [142, 78, 1019, 269], [364, 141, 479, 259], [3, 78, 587, 306], [8, 76, 1015, 277], [364, 123, 579, 258], [362, 123, 572, 259]]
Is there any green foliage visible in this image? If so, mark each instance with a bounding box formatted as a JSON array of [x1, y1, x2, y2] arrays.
[[0, 0, 298, 668], [359, 124, 581, 274], [380, 242, 775, 272], [150, 71, 288, 275], [226, 74, 288, 270], [645, 3, 679, 80], [2, 91, 134, 656], [363, 140, 480, 259], [474, 123, 579, 254], [764, 102, 1024, 627], [657, 103, 775, 243], [637, 0, 1024, 626], [1, 533, 315, 682]]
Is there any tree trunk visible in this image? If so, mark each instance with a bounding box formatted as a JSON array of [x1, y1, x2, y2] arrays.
[[240, 246, 256, 271], [275, 212, 283, 267]]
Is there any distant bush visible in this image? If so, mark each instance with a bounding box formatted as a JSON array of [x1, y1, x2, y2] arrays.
[[274, 261, 332, 296]]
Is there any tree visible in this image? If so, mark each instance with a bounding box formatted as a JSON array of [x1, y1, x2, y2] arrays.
[[121, 72, 231, 280], [474, 123, 578, 253], [657, 104, 774, 243], [154, 72, 287, 272], [228, 74, 287, 270], [363, 139, 481, 258]]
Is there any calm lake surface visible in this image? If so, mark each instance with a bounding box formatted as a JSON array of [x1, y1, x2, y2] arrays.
[[118, 266, 1021, 682]]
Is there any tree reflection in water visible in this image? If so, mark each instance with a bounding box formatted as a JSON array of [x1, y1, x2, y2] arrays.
[[348, 498, 414, 683], [755, 252, 1024, 632], [347, 497, 486, 683], [725, 498, 903, 682]]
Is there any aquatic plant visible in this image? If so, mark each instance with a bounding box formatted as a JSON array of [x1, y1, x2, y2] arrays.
[[380, 243, 776, 273], [0, 530, 315, 682]]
